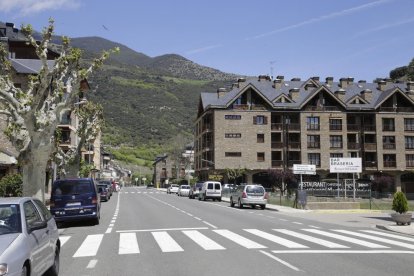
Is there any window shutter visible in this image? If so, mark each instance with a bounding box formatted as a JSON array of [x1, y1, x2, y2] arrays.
[[253, 116, 257, 125]]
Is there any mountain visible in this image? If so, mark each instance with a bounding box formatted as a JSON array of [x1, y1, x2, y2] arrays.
[[68, 36, 240, 146]]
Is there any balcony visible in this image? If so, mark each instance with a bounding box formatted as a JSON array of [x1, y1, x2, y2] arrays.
[[288, 142, 301, 149], [287, 123, 300, 131], [271, 123, 283, 131], [348, 142, 360, 150], [383, 143, 396, 150], [288, 160, 301, 167], [364, 161, 377, 168], [382, 124, 395, 132], [384, 161, 397, 168], [363, 143, 377, 151], [363, 125, 376, 131], [305, 106, 340, 111], [271, 160, 283, 167], [271, 142, 283, 149]]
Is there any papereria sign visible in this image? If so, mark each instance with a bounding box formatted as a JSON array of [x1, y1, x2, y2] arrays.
[[329, 158, 362, 173]]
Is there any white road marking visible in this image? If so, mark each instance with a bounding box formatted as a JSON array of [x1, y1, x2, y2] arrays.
[[292, 222, 303, 225], [86, 259, 98, 269], [59, 236, 71, 246], [361, 230, 414, 242], [244, 229, 307, 248], [260, 251, 301, 271], [117, 227, 209, 233], [119, 233, 140, 254], [273, 229, 348, 248], [194, 217, 202, 221], [214, 229, 266, 249], [304, 229, 388, 248], [152, 231, 184, 253], [334, 230, 414, 249], [182, 230, 225, 250], [271, 250, 414, 254], [73, 234, 104, 257], [203, 221, 217, 229]]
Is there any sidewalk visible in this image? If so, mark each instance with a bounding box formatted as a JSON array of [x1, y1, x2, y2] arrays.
[[221, 197, 414, 236]]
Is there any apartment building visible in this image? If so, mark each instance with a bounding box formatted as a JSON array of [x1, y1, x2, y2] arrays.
[[195, 75, 414, 195]]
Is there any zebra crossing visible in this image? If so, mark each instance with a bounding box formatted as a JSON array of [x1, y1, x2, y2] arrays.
[[59, 228, 414, 257], [121, 191, 163, 194]]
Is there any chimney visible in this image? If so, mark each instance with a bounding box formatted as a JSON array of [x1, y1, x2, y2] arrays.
[[377, 80, 386, 91], [334, 88, 346, 101], [311, 76, 320, 82], [360, 89, 372, 102], [276, 75, 285, 81], [289, 88, 300, 101], [339, 78, 348, 88], [325, 77, 333, 86], [358, 80, 367, 84], [258, 75, 271, 81], [407, 81, 414, 92], [217, 87, 227, 98], [291, 77, 301, 81], [237, 77, 246, 83], [273, 79, 282, 89], [231, 82, 239, 89]]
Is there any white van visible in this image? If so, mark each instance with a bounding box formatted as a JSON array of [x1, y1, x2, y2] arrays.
[[198, 181, 222, 201]]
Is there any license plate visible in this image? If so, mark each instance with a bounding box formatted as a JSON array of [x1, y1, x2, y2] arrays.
[[66, 202, 81, 207]]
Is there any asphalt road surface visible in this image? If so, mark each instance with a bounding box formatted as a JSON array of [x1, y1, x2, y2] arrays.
[[57, 186, 414, 276]]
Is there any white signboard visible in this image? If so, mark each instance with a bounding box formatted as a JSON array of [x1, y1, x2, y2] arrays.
[[330, 158, 362, 173], [293, 164, 316, 175]]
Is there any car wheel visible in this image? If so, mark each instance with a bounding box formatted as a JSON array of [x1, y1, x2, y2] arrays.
[[230, 197, 235, 207], [218, 197, 222, 202], [45, 247, 60, 276], [261, 205, 266, 210], [203, 193, 206, 201], [238, 199, 243, 209], [21, 265, 29, 276], [198, 195, 201, 201]]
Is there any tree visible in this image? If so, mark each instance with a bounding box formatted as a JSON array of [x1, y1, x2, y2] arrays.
[[267, 168, 297, 204], [224, 168, 246, 184], [0, 19, 117, 201]]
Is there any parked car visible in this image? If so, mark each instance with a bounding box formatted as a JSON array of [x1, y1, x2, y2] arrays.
[[198, 181, 222, 201], [98, 180, 113, 197], [189, 182, 204, 199], [178, 185, 191, 197], [167, 184, 179, 194], [230, 184, 267, 209], [222, 184, 236, 195], [98, 184, 110, 201], [50, 178, 101, 225], [0, 197, 60, 276]]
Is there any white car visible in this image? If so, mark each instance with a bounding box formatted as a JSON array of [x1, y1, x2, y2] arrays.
[[167, 184, 179, 194], [178, 185, 191, 197], [0, 197, 60, 276]]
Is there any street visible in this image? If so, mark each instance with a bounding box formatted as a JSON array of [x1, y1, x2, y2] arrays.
[[58, 187, 414, 276]]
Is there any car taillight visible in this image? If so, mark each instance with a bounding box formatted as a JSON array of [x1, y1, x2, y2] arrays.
[[92, 197, 98, 204], [242, 192, 247, 198], [264, 192, 269, 199]]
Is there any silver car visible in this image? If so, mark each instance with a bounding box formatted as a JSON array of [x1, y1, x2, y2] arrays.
[[230, 184, 267, 209], [0, 197, 60, 276]]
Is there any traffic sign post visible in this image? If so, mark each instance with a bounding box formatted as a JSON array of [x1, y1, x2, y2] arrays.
[[293, 164, 316, 190]]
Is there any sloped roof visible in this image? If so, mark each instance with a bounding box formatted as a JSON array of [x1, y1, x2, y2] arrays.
[[11, 59, 55, 74]]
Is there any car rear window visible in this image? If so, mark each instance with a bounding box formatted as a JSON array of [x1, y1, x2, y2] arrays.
[[246, 186, 265, 194], [53, 180, 93, 195], [214, 183, 221, 190]]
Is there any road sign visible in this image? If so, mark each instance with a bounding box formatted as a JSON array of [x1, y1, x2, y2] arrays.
[[293, 164, 316, 175], [330, 158, 362, 173]]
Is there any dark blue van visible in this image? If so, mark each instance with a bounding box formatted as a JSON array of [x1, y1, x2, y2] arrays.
[[50, 178, 101, 224]]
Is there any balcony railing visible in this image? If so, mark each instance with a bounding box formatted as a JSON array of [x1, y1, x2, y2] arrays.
[[330, 142, 343, 149], [288, 160, 301, 167], [307, 142, 320, 148], [363, 125, 376, 131], [382, 124, 395, 131], [379, 107, 414, 112], [271, 123, 283, 131], [384, 161, 397, 168], [271, 142, 283, 149], [363, 143, 377, 150], [306, 124, 320, 131], [383, 143, 396, 150], [406, 161, 414, 167], [364, 161, 377, 168], [271, 160, 283, 167], [348, 142, 360, 149], [288, 142, 301, 149], [305, 106, 340, 111], [288, 123, 301, 131]]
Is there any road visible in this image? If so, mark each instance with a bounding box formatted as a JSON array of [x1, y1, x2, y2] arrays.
[[58, 186, 414, 276]]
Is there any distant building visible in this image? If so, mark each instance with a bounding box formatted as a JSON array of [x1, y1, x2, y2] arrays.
[[195, 75, 414, 197]]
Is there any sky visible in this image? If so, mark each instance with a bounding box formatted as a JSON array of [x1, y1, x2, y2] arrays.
[[1, 0, 414, 82]]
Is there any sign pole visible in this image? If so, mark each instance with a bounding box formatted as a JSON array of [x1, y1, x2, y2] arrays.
[[337, 173, 340, 198], [300, 173, 303, 190], [353, 173, 356, 200]]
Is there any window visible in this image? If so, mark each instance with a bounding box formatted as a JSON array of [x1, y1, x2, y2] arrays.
[[33, 199, 52, 221], [329, 119, 342, 131], [308, 153, 321, 166], [405, 136, 414, 149], [253, 116, 267, 125], [330, 153, 343, 158], [225, 115, 241, 120], [257, 134, 265, 143], [349, 152, 358, 158], [257, 152, 265, 162], [23, 201, 42, 228], [404, 118, 414, 131], [225, 152, 242, 157], [406, 154, 414, 167], [383, 136, 396, 149], [382, 118, 395, 131], [307, 117, 320, 130], [383, 154, 396, 167], [330, 135, 343, 148], [307, 135, 320, 148], [225, 133, 241, 138]]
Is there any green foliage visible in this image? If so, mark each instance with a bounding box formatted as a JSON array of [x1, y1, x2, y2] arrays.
[[390, 66, 408, 80], [0, 174, 23, 197], [79, 159, 95, 178], [392, 191, 409, 214], [109, 146, 160, 168]]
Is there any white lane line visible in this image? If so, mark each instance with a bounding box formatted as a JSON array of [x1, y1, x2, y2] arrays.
[[203, 221, 217, 229], [73, 234, 104, 257], [86, 259, 98, 269], [271, 250, 414, 254], [361, 230, 414, 242], [194, 217, 202, 221], [214, 230, 266, 249], [182, 230, 226, 250], [260, 251, 301, 271], [59, 236, 71, 246], [152, 231, 184, 253], [279, 219, 288, 221], [303, 229, 388, 249], [292, 222, 303, 225], [308, 225, 320, 229], [117, 227, 208, 233], [244, 229, 307, 248], [334, 230, 414, 249], [119, 233, 140, 254], [273, 229, 348, 248], [111, 220, 116, 223]]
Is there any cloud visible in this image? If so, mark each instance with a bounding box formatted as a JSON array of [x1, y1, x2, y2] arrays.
[[0, 0, 81, 16], [245, 0, 393, 40], [186, 44, 223, 55], [352, 17, 414, 38]]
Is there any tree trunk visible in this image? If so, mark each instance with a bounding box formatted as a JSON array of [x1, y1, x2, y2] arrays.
[[22, 147, 50, 202]]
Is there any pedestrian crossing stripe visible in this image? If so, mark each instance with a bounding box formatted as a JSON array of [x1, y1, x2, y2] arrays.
[[62, 228, 414, 257]]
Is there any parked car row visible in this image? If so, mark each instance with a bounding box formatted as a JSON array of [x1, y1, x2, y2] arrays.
[[166, 182, 268, 209]]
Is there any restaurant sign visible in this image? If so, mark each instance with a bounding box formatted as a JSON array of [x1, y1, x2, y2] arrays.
[[329, 158, 362, 173]]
